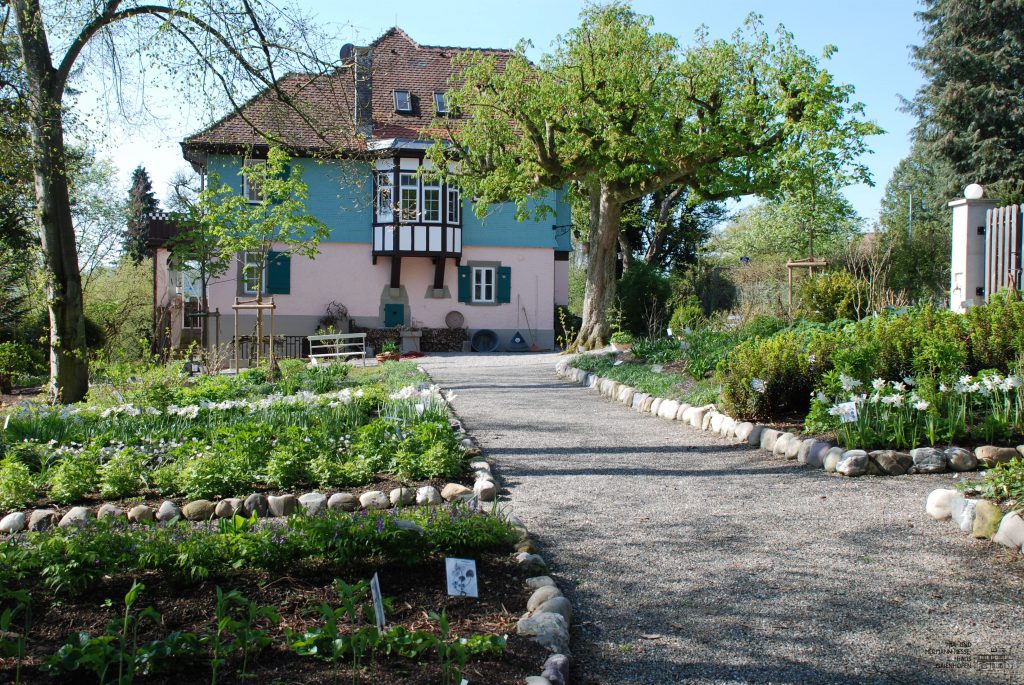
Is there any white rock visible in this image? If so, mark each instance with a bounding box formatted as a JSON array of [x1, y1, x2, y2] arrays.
[[0, 512, 26, 534], [658, 399, 680, 419], [525, 576, 557, 590], [719, 417, 737, 437], [535, 597, 573, 624], [474, 479, 497, 502], [525, 677, 553, 685], [416, 485, 442, 505], [689, 407, 708, 429], [59, 506, 94, 528], [773, 433, 795, 457], [517, 612, 570, 654], [157, 500, 182, 522], [925, 489, 958, 520], [734, 422, 755, 442], [992, 512, 1024, 551], [799, 439, 831, 468], [710, 413, 727, 433], [759, 429, 780, 451], [389, 487, 416, 506], [701, 411, 717, 431], [650, 398, 663, 416], [298, 492, 327, 516], [957, 500, 977, 532], [675, 403, 691, 421], [359, 491, 390, 510], [527, 585, 563, 611], [823, 447, 845, 473], [327, 492, 359, 511], [836, 450, 868, 477], [948, 493, 969, 523], [394, 519, 425, 534]]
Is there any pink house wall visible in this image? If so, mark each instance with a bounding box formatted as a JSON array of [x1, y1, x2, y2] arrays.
[[206, 243, 555, 336]]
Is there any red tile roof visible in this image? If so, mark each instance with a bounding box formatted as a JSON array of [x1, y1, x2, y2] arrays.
[[182, 27, 512, 159]]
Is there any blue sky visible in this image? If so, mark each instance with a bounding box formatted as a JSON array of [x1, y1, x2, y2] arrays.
[[88, 0, 925, 226]]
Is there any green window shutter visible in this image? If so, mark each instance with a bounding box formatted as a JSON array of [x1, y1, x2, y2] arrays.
[[457, 266, 471, 302], [266, 251, 291, 295], [497, 266, 511, 303]]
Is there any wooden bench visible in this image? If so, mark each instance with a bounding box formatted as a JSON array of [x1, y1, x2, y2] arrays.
[[307, 333, 367, 366]]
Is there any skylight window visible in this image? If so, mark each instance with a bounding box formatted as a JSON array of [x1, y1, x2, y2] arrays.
[[434, 92, 449, 115], [394, 89, 412, 113]]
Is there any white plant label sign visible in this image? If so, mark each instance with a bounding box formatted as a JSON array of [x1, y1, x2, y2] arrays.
[[837, 401, 859, 424], [651, 364, 664, 374], [370, 572, 385, 631], [446, 558, 479, 598]]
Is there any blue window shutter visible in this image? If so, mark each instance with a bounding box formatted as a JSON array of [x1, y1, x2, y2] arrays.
[[458, 266, 471, 302], [497, 266, 511, 303], [266, 251, 291, 295]]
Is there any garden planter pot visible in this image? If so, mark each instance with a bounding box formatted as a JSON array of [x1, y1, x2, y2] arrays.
[[376, 352, 401, 362], [611, 342, 632, 352]]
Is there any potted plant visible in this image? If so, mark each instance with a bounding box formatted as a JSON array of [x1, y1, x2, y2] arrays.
[[376, 340, 400, 362], [610, 331, 634, 352]]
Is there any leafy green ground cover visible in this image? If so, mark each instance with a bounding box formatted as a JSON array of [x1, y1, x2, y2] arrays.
[[0, 361, 466, 508]]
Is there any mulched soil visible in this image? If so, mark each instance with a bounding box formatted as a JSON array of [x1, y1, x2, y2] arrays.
[[2, 555, 546, 684]]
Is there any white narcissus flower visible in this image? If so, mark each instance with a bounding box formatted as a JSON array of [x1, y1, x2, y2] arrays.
[[914, 400, 929, 411], [902, 376, 916, 387], [839, 373, 862, 391], [892, 381, 907, 393], [872, 378, 886, 390]]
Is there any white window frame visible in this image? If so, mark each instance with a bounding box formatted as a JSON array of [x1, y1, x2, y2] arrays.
[[422, 177, 441, 223], [472, 266, 495, 303], [240, 251, 266, 295], [447, 185, 461, 224], [433, 91, 449, 115], [399, 172, 419, 221], [242, 159, 265, 204], [376, 171, 394, 223], [394, 89, 411, 112]]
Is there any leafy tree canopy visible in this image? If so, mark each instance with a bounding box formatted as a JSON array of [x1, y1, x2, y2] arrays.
[[430, 2, 880, 348]]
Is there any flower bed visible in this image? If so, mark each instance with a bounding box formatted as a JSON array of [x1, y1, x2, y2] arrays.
[[0, 359, 572, 683], [0, 362, 467, 510]]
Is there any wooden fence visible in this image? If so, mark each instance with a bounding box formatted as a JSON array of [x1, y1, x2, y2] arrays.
[[985, 204, 1023, 299]]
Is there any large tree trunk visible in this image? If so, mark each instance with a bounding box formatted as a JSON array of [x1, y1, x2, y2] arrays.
[[575, 184, 622, 350], [14, 0, 89, 403]]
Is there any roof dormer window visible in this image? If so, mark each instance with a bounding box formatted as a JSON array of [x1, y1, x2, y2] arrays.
[[394, 89, 412, 113], [433, 92, 449, 115]]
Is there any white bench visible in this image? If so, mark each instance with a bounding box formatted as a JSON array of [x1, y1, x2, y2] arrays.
[[307, 333, 367, 366]]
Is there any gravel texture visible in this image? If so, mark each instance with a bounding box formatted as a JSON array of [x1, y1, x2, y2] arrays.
[[419, 352, 1024, 685]]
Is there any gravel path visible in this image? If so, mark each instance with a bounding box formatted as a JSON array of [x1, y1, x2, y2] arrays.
[[419, 352, 1024, 685]]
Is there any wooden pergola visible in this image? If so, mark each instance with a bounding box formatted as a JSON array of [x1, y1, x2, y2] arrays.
[[786, 257, 829, 314]]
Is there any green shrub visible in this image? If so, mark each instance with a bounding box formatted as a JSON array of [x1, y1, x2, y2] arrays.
[[964, 291, 1024, 372], [736, 314, 788, 341], [797, 271, 870, 323], [609, 331, 634, 345], [717, 329, 835, 420], [0, 455, 36, 509], [669, 297, 705, 335], [99, 448, 149, 499], [617, 263, 672, 337], [48, 449, 100, 504], [0, 341, 32, 393]]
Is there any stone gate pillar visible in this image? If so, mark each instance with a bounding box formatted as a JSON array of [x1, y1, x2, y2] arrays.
[[949, 185, 997, 312]]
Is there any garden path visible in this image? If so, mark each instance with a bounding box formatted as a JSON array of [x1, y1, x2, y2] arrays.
[[418, 352, 1024, 685]]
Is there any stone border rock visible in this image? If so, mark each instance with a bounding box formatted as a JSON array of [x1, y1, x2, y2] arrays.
[[925, 488, 1024, 556], [554, 360, 994, 478]]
